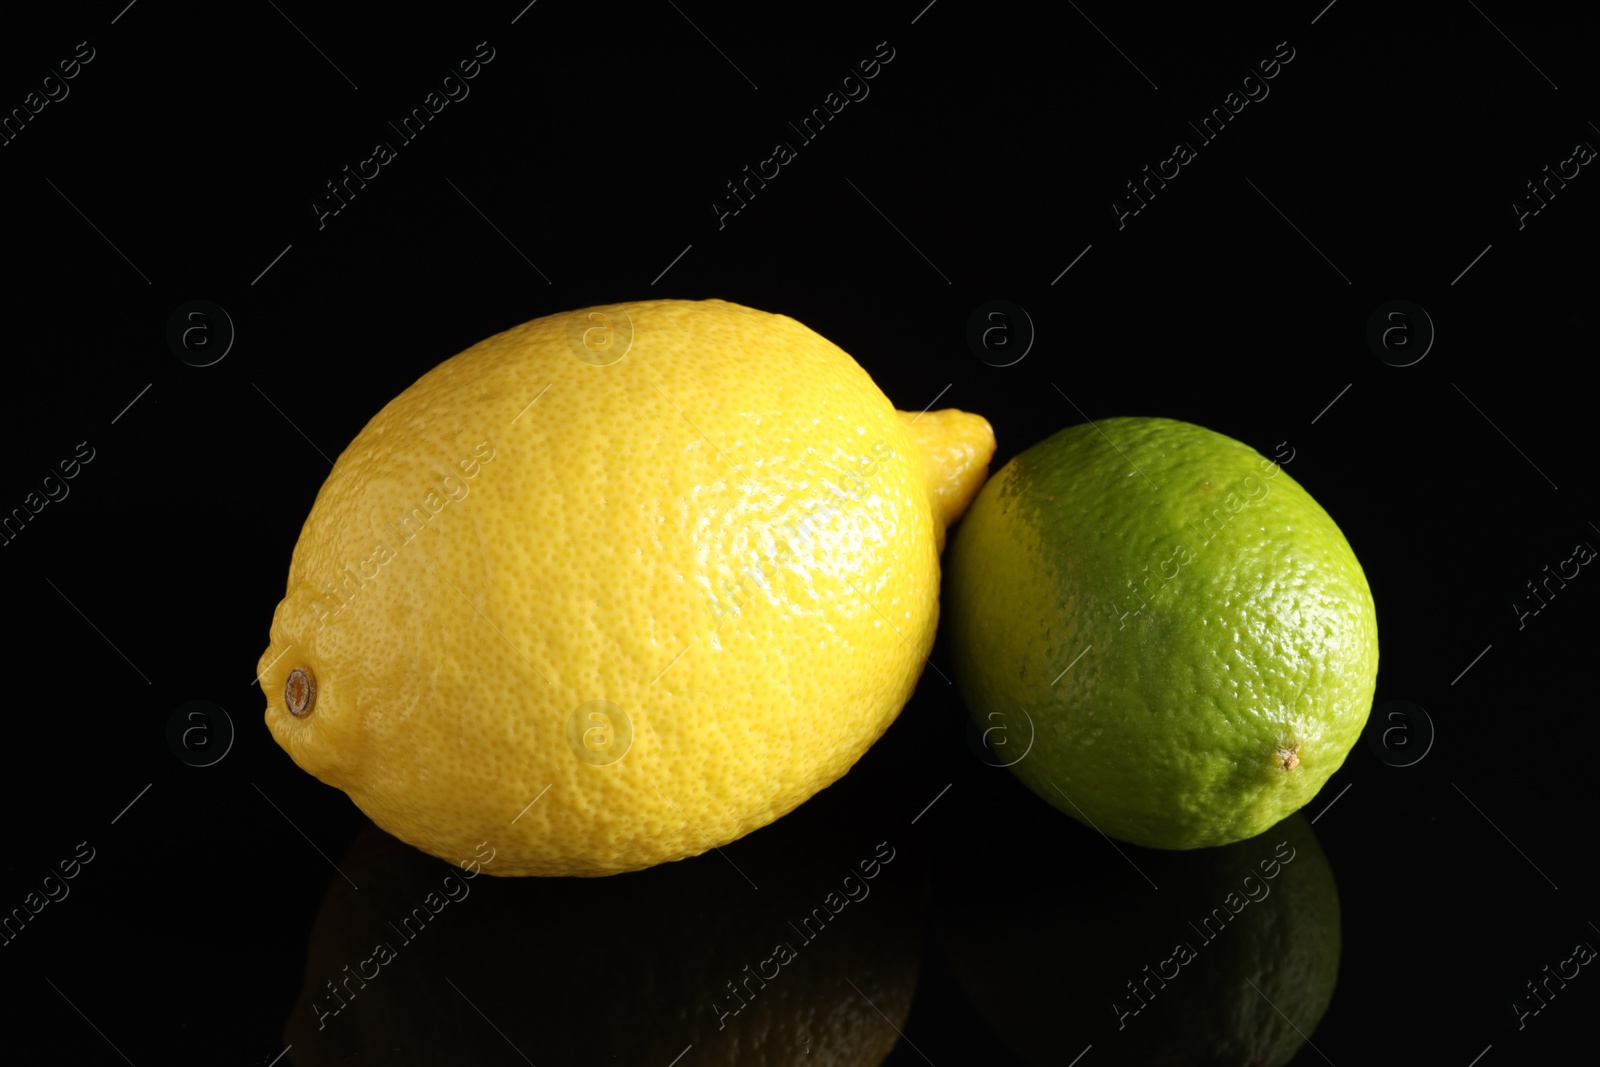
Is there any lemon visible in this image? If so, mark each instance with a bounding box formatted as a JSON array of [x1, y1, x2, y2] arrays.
[[945, 417, 1377, 849], [258, 298, 993, 876]]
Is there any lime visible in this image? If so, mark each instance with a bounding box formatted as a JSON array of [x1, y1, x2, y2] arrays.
[[945, 417, 1377, 848]]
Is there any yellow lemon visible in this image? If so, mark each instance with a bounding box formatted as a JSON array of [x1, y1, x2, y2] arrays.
[[258, 299, 993, 876]]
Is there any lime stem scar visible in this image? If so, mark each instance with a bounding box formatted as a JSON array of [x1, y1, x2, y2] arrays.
[[286, 666, 317, 718]]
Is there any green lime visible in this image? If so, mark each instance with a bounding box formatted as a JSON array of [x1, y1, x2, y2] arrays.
[[946, 417, 1378, 849]]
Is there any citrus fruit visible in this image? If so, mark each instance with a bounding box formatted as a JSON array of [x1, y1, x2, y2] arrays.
[[933, 766, 1340, 1067], [257, 298, 994, 876], [945, 417, 1377, 849], [285, 785, 923, 1066]]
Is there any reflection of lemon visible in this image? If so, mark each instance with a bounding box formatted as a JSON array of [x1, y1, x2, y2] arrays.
[[258, 299, 993, 876], [946, 417, 1377, 849], [285, 793, 923, 1066]]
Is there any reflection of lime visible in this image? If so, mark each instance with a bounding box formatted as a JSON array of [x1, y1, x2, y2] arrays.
[[946, 417, 1378, 849], [932, 770, 1341, 1067]]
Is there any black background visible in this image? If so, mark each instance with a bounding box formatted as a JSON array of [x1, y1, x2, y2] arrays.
[[2, 1, 1596, 1063]]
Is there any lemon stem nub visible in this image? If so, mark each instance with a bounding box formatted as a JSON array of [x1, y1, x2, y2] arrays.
[[286, 667, 317, 718]]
